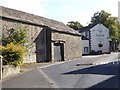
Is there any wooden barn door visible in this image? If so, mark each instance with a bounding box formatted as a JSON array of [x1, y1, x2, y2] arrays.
[[54, 43, 64, 62]]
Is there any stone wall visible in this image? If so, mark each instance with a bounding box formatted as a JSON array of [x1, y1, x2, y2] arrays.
[[51, 32, 82, 61], [2, 65, 20, 79], [1, 18, 46, 63]]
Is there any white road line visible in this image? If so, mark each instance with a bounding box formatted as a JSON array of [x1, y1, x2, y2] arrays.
[[93, 59, 119, 65], [38, 67, 58, 88]]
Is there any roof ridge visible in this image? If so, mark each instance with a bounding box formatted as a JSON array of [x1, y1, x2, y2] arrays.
[[0, 5, 80, 35]]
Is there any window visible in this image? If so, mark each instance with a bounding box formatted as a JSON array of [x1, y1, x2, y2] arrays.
[[84, 47, 89, 52]]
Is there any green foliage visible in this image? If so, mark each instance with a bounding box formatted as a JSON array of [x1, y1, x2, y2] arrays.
[[91, 10, 111, 24], [2, 27, 27, 46], [67, 21, 83, 30], [1, 26, 28, 66], [1, 43, 27, 67]]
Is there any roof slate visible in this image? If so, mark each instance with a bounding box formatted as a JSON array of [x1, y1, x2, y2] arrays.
[[82, 35, 89, 40], [0, 6, 80, 35], [78, 24, 97, 33]]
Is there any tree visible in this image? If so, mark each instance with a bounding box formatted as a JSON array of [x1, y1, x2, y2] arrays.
[[91, 10, 111, 24], [67, 21, 83, 30], [1, 27, 28, 66], [2, 27, 27, 46]]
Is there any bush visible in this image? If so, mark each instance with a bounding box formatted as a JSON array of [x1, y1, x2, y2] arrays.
[[1, 43, 26, 67]]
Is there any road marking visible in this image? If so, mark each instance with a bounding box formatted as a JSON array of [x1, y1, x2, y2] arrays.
[[93, 59, 120, 65], [38, 67, 58, 88]]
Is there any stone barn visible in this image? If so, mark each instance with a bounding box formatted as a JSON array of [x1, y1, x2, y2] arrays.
[[0, 6, 82, 63]]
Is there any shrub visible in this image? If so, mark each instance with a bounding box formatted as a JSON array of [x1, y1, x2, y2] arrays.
[[1, 43, 26, 67]]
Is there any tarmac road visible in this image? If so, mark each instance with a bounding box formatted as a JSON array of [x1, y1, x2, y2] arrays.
[[41, 53, 119, 88]]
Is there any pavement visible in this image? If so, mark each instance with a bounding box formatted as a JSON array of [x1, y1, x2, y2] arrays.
[[2, 52, 119, 88], [20, 62, 51, 73], [2, 62, 55, 88], [93, 52, 119, 65]]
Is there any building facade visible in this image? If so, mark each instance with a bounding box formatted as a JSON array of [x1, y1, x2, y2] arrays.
[[0, 6, 82, 63], [78, 24, 110, 55]]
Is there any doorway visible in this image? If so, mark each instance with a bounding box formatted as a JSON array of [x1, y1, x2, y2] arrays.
[[54, 43, 64, 62]]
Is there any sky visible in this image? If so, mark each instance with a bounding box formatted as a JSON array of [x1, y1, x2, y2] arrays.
[[0, 0, 119, 26]]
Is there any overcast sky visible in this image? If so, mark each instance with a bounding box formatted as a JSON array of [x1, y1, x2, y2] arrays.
[[0, 0, 119, 26]]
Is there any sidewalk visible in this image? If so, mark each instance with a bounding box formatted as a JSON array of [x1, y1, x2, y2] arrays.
[[93, 52, 119, 65], [2, 62, 55, 88], [2, 62, 52, 82], [20, 62, 51, 73]]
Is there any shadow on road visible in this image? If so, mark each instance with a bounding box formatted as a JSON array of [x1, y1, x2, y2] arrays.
[[85, 76, 118, 89], [63, 63, 120, 89], [63, 63, 119, 75]]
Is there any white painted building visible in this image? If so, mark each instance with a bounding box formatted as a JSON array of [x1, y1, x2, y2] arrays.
[[78, 24, 110, 54]]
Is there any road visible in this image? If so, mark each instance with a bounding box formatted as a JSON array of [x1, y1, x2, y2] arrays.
[[2, 53, 119, 89], [40, 53, 119, 88]]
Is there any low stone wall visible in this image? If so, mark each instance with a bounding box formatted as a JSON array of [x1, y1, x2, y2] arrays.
[[2, 65, 20, 79]]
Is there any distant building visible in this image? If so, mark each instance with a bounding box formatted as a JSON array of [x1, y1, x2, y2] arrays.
[[77, 24, 110, 55], [0, 6, 82, 63]]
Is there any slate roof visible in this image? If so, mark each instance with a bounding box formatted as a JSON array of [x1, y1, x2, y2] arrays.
[[82, 35, 89, 40], [0, 6, 80, 36], [78, 24, 97, 33]]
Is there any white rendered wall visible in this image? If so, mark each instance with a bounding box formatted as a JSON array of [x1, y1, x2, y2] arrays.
[[90, 24, 110, 53]]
